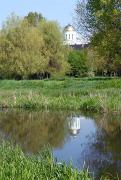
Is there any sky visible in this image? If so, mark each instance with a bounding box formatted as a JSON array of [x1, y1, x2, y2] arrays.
[[1, 0, 76, 28]]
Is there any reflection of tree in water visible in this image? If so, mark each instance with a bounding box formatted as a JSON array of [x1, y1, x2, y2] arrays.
[[80, 113, 121, 179], [0, 110, 69, 154], [96, 114, 121, 155]]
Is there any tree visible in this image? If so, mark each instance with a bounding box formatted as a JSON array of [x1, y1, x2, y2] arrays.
[[2, 13, 22, 34], [0, 15, 47, 79], [68, 49, 88, 77], [39, 21, 69, 76], [0, 13, 69, 79], [25, 12, 44, 27], [75, 0, 121, 75], [86, 48, 106, 76]]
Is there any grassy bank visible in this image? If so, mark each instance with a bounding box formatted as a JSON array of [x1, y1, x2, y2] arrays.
[[0, 78, 121, 113], [0, 142, 90, 180]]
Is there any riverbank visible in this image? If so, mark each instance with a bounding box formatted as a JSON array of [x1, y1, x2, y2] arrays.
[[0, 78, 121, 113], [0, 142, 90, 179]]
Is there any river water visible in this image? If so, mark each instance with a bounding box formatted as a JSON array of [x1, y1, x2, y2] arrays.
[[0, 110, 121, 179]]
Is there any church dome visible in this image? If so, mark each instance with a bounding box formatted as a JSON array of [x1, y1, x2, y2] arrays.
[[63, 24, 82, 46], [64, 24, 75, 32]]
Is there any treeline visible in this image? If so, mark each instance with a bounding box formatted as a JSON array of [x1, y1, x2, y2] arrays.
[[0, 13, 69, 79], [1, 7, 120, 80]]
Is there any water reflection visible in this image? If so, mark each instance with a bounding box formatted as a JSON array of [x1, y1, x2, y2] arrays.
[[68, 116, 81, 137], [0, 110, 121, 178], [0, 110, 69, 153], [80, 113, 121, 178]]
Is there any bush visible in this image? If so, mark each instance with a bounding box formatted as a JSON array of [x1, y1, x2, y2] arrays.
[[68, 49, 88, 77]]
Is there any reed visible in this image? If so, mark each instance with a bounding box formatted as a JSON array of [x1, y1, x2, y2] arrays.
[[0, 78, 121, 113], [0, 142, 90, 180]]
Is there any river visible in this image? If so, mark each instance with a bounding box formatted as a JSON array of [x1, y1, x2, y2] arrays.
[[0, 110, 121, 179]]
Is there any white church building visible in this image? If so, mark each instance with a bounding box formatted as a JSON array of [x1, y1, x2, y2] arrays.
[[63, 24, 87, 48]]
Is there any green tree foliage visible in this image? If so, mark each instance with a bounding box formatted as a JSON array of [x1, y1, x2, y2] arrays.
[[68, 49, 88, 77], [2, 13, 22, 34], [86, 48, 106, 76], [39, 21, 69, 76], [75, 0, 121, 75], [0, 13, 69, 79], [0, 19, 47, 79], [25, 12, 44, 27]]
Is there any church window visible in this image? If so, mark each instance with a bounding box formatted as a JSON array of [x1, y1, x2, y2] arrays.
[[69, 34, 70, 39], [66, 34, 67, 40]]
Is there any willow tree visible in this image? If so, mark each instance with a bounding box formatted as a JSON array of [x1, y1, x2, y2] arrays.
[[39, 21, 69, 77], [0, 13, 69, 79], [0, 15, 48, 79], [25, 12, 44, 27]]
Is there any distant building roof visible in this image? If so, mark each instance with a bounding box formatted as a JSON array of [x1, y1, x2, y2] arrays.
[[64, 24, 75, 32]]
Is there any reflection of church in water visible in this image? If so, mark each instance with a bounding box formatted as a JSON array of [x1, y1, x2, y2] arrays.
[[68, 116, 81, 137]]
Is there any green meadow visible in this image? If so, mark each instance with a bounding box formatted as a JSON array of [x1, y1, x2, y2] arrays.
[[0, 78, 121, 113]]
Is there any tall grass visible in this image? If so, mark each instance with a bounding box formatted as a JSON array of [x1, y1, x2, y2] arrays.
[[0, 142, 117, 179], [0, 78, 121, 113], [0, 142, 90, 180]]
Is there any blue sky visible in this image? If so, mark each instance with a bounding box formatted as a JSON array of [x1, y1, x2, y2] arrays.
[[1, 0, 76, 28]]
